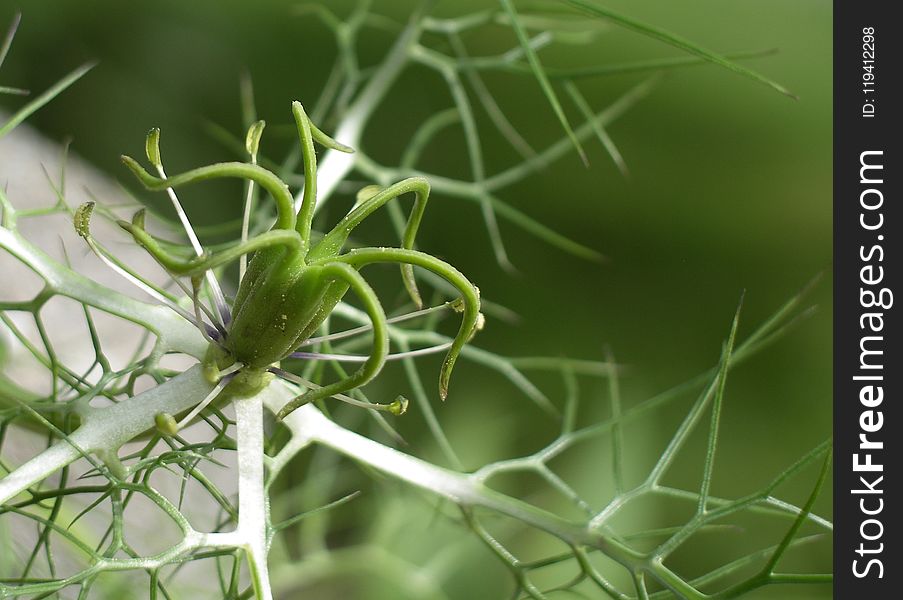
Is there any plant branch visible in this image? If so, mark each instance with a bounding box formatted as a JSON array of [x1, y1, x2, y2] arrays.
[[234, 396, 273, 600]]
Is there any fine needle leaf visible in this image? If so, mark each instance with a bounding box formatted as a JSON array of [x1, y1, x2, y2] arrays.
[[499, 0, 588, 165], [541, 49, 780, 80], [0, 86, 28, 96], [0, 62, 96, 140], [762, 446, 832, 575], [0, 13, 22, 70], [486, 193, 606, 262], [563, 80, 629, 177], [698, 296, 742, 513], [559, 0, 796, 98], [272, 490, 361, 532]]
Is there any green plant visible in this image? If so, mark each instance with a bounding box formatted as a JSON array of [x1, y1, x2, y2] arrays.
[[96, 101, 480, 428], [1, 3, 830, 599]]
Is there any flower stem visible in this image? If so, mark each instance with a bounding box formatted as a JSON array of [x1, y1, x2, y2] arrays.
[[234, 395, 273, 600]]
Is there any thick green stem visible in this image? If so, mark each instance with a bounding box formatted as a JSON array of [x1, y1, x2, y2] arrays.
[[0, 367, 212, 505], [275, 398, 643, 569], [235, 396, 273, 600], [0, 226, 205, 357]]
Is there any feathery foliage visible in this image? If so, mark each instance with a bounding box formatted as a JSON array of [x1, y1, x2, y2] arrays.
[[1, 4, 829, 598]]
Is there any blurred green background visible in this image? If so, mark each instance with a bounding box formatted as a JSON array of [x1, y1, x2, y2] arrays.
[[2, 0, 831, 597]]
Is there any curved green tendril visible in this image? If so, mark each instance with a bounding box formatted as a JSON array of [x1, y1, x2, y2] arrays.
[[118, 214, 303, 276], [276, 262, 389, 419], [310, 176, 431, 308], [121, 155, 297, 231], [291, 101, 354, 247], [325, 247, 480, 400]]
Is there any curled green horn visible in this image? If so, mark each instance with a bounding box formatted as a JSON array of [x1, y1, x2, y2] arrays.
[[291, 101, 355, 154], [131, 208, 147, 230], [355, 184, 382, 207], [74, 202, 95, 238], [145, 127, 162, 168], [245, 120, 265, 157]]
